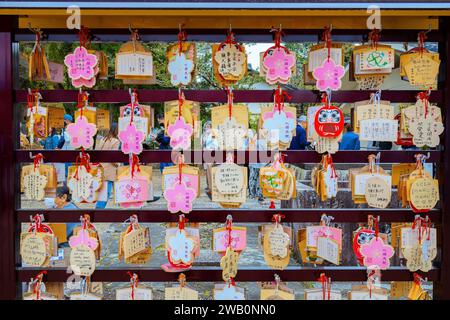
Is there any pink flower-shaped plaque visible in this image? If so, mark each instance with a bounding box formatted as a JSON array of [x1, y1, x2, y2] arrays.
[[360, 237, 394, 270], [167, 117, 193, 150], [66, 115, 97, 149], [69, 229, 99, 250], [262, 47, 296, 84], [64, 46, 98, 81], [312, 58, 345, 91], [262, 106, 295, 121], [72, 77, 97, 89], [164, 181, 196, 214], [118, 123, 145, 155]]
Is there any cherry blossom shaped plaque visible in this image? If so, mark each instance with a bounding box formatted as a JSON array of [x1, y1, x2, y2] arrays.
[[72, 77, 96, 89], [263, 110, 296, 145], [66, 116, 97, 149], [214, 285, 245, 300], [23, 170, 48, 201], [64, 46, 98, 85], [69, 229, 99, 250], [262, 47, 296, 84], [220, 246, 239, 281], [118, 123, 145, 155], [408, 117, 444, 148], [67, 166, 96, 203], [360, 237, 394, 270], [164, 181, 196, 214], [168, 53, 194, 86], [168, 229, 195, 264], [268, 223, 290, 258], [80, 168, 102, 203], [214, 44, 246, 77], [315, 135, 340, 154], [69, 229, 99, 277], [313, 58, 345, 91], [167, 117, 193, 150]]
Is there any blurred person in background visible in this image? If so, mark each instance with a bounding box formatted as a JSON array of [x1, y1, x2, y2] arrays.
[[95, 123, 120, 209], [201, 121, 219, 195], [152, 113, 172, 172], [44, 186, 78, 247], [339, 122, 360, 150], [41, 127, 60, 150], [288, 115, 309, 150]]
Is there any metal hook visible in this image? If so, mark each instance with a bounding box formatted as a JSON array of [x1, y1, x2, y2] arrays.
[[375, 89, 382, 101], [274, 274, 280, 292], [416, 152, 431, 163], [130, 214, 138, 226], [326, 88, 332, 106], [27, 22, 36, 33], [28, 23, 41, 35], [320, 214, 334, 226], [129, 88, 136, 104], [122, 217, 132, 227], [178, 273, 186, 287], [225, 152, 234, 163]]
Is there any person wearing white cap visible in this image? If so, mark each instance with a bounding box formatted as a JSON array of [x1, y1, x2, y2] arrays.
[[288, 115, 310, 150]]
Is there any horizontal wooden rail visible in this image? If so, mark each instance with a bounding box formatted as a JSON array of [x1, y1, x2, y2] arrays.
[[13, 29, 445, 43], [16, 208, 441, 223], [15, 150, 443, 164], [14, 89, 444, 104], [16, 266, 439, 282]]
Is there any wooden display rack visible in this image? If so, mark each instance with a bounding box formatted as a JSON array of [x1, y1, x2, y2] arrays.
[[0, 3, 449, 300]]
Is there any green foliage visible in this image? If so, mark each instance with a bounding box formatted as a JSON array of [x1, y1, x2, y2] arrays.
[[19, 40, 355, 124]]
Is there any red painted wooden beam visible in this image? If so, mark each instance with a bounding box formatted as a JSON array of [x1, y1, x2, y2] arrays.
[[16, 208, 441, 223], [14, 89, 444, 104], [16, 266, 439, 282], [15, 150, 443, 164]]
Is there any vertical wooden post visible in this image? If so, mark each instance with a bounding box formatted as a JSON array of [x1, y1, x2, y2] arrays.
[[0, 16, 16, 300], [435, 17, 450, 300]]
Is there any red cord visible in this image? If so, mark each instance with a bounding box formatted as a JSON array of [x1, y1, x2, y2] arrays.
[[322, 26, 332, 61], [369, 28, 380, 51]]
